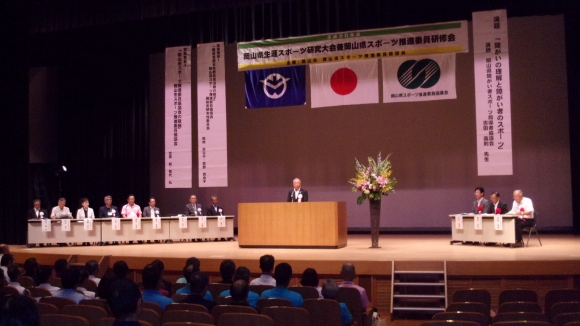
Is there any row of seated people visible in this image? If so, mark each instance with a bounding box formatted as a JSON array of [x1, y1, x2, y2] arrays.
[[423, 288, 580, 326]]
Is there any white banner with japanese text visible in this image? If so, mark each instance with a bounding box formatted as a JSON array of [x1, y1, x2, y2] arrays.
[[238, 21, 469, 70], [382, 53, 456, 102], [165, 46, 193, 188], [473, 10, 513, 175], [197, 42, 228, 187]]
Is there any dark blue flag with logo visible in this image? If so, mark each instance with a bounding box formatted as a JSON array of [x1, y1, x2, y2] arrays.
[[245, 66, 306, 109]]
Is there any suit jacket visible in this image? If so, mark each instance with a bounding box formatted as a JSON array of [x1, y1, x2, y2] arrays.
[[28, 208, 48, 219], [287, 189, 308, 202], [490, 201, 509, 214], [206, 205, 224, 216], [143, 206, 160, 217], [185, 203, 203, 216], [76, 208, 95, 219], [99, 205, 119, 218], [472, 198, 491, 214]]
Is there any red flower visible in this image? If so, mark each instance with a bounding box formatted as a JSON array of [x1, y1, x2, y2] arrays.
[[477, 205, 483, 213], [495, 207, 501, 214]]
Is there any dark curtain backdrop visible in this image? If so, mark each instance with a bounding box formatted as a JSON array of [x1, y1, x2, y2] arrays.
[[1, 0, 579, 244]]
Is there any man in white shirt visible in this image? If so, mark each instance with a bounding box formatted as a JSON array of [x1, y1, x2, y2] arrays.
[[250, 255, 276, 286], [37, 266, 60, 296], [0, 254, 14, 283], [50, 198, 73, 219], [7, 266, 26, 294], [121, 195, 142, 218], [54, 268, 87, 303], [85, 260, 101, 286], [508, 189, 535, 244]]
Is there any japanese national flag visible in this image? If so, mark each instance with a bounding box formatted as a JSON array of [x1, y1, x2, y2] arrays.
[[310, 60, 379, 108]]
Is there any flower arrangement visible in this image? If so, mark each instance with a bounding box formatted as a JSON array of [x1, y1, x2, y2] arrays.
[[349, 153, 397, 205]]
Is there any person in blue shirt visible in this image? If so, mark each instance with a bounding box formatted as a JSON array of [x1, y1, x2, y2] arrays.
[[176, 257, 200, 283], [141, 264, 173, 310], [107, 278, 143, 326], [321, 278, 353, 326], [261, 263, 304, 307], [175, 264, 213, 300], [219, 266, 260, 308], [54, 268, 87, 303]]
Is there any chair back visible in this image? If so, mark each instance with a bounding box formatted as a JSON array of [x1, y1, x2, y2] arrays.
[[137, 308, 161, 326], [546, 290, 580, 319], [552, 302, 580, 321], [493, 312, 550, 323], [171, 282, 185, 294], [432, 312, 489, 326], [29, 287, 52, 298], [215, 296, 233, 305], [94, 318, 115, 326], [2, 286, 19, 295], [499, 289, 538, 305], [212, 305, 257, 324], [564, 322, 580, 326], [164, 303, 209, 313], [162, 310, 215, 325], [447, 302, 489, 317], [171, 294, 189, 302], [40, 314, 89, 326], [256, 298, 293, 312], [262, 306, 311, 326], [36, 302, 59, 315], [217, 312, 274, 326], [141, 301, 163, 317], [249, 285, 274, 295], [62, 304, 108, 326], [288, 286, 320, 299], [554, 313, 580, 326], [420, 321, 480, 326], [492, 322, 552, 326], [80, 299, 111, 316], [452, 289, 491, 310], [50, 278, 62, 288], [302, 299, 342, 326], [163, 323, 215, 326], [337, 286, 364, 326], [40, 296, 77, 312], [81, 279, 98, 292], [207, 283, 231, 299], [498, 302, 543, 314], [18, 275, 36, 288]]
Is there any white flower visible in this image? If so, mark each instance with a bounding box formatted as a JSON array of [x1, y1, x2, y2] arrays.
[[364, 189, 370, 195]]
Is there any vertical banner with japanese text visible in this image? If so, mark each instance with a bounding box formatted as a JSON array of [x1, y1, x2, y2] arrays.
[[165, 46, 193, 188], [197, 42, 228, 187], [473, 10, 513, 175]]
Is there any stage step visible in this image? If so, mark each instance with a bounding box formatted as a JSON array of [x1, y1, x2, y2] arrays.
[[391, 261, 448, 321]]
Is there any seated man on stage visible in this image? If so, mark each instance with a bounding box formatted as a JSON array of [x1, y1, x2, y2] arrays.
[[27, 199, 47, 219], [121, 195, 142, 218], [261, 263, 304, 307], [143, 197, 160, 217], [206, 196, 223, 216], [50, 198, 73, 219], [287, 178, 308, 202], [490, 192, 509, 214], [472, 187, 491, 214], [185, 195, 202, 216], [508, 189, 535, 245], [99, 195, 119, 218]]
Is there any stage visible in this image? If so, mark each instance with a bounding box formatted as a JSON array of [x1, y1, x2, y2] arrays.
[[9, 234, 580, 313]]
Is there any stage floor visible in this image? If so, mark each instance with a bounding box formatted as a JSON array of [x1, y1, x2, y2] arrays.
[[11, 234, 580, 267]]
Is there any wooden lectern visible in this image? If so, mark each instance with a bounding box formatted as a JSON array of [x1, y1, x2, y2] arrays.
[[238, 202, 347, 248]]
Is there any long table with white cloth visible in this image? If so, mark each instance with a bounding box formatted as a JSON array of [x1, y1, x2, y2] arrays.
[[27, 216, 234, 245], [449, 214, 520, 247]]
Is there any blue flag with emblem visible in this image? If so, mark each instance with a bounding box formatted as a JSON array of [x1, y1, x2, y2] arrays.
[[245, 66, 306, 109]]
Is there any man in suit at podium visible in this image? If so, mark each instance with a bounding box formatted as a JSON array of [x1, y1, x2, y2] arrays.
[[490, 192, 509, 214], [472, 187, 490, 214], [287, 178, 308, 202], [206, 196, 223, 216], [28, 199, 48, 219], [185, 195, 203, 216]]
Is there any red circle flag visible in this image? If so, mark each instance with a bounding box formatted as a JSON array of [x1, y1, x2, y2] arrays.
[[330, 67, 357, 95]]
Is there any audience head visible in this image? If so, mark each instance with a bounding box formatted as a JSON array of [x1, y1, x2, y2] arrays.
[[1, 254, 14, 267], [340, 263, 356, 281], [0, 268, 6, 287], [142, 264, 161, 290], [60, 268, 80, 290], [321, 279, 340, 300], [183, 264, 197, 282], [85, 260, 99, 276], [23, 258, 39, 277], [189, 271, 209, 295], [78, 269, 90, 285], [300, 268, 319, 287], [274, 263, 293, 288], [54, 258, 68, 277], [37, 266, 52, 284], [0, 294, 40, 326], [151, 259, 165, 274], [230, 280, 249, 303], [185, 257, 201, 271], [108, 279, 142, 321], [233, 266, 251, 283], [0, 244, 10, 255], [113, 261, 129, 278], [7, 266, 21, 282], [220, 259, 236, 282], [259, 255, 275, 274]]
